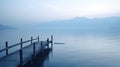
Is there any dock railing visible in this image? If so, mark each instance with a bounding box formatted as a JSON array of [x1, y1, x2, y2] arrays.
[[0, 35, 53, 66]]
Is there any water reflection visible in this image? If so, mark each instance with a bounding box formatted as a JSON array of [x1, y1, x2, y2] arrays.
[[23, 48, 52, 67], [34, 48, 52, 67], [1, 29, 120, 67]]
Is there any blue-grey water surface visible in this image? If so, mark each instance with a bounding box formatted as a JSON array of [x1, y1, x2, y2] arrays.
[[0, 29, 120, 67]]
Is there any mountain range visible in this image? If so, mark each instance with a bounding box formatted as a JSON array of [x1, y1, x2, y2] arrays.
[[37, 16, 120, 32], [0, 24, 13, 30]]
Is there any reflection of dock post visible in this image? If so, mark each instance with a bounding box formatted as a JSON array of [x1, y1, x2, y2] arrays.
[[51, 35, 53, 49], [32, 42, 36, 67], [33, 42, 36, 59], [19, 49, 23, 67]]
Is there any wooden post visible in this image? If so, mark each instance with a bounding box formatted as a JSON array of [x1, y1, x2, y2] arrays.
[[19, 49, 23, 67], [20, 38, 23, 49], [20, 38, 23, 67], [47, 38, 49, 48], [51, 35, 53, 48], [5, 41, 8, 56], [38, 36, 39, 42], [31, 37, 33, 45]]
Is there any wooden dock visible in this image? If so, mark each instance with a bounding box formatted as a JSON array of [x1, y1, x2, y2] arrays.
[[0, 35, 53, 67]]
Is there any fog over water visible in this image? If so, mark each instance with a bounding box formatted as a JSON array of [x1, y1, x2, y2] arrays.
[[0, 25, 120, 67]]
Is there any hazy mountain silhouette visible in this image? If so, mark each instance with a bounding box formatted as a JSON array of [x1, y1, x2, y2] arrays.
[[0, 24, 14, 30], [37, 16, 120, 32]]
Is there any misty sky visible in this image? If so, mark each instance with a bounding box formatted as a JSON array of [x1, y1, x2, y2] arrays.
[[0, 0, 120, 24]]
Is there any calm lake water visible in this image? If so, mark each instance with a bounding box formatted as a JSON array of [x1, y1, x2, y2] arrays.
[[0, 29, 120, 67]]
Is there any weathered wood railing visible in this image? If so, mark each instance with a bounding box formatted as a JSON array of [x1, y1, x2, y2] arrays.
[[0, 35, 53, 67], [0, 36, 39, 56]]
